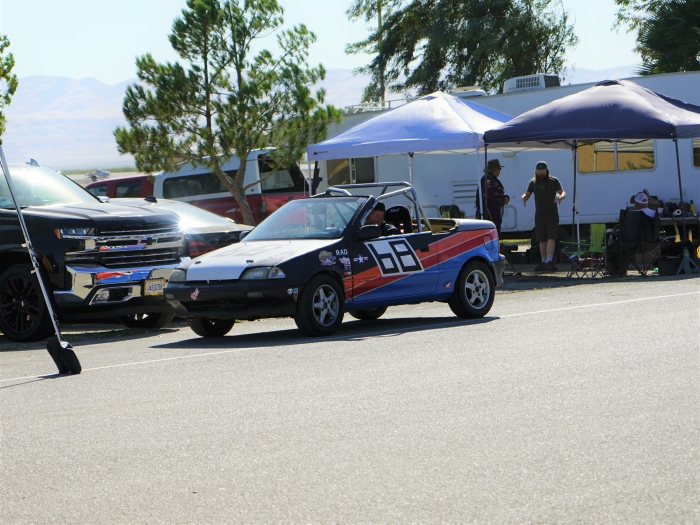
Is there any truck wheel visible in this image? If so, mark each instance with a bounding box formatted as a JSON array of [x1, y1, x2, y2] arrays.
[[0, 264, 54, 342], [448, 261, 495, 319], [294, 275, 344, 336], [188, 318, 235, 337], [118, 312, 175, 329], [349, 307, 387, 321]]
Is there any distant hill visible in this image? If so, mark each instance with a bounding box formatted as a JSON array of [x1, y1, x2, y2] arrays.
[[1, 66, 638, 169]]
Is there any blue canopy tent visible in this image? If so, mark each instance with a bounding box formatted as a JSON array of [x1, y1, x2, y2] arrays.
[[483, 80, 700, 271]]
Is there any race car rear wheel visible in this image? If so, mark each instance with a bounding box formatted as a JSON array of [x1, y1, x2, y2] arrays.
[[349, 307, 387, 321], [118, 312, 175, 329], [448, 261, 495, 319], [294, 274, 344, 336], [188, 318, 235, 337]]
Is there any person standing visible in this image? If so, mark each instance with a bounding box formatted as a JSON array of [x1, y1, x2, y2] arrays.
[[476, 159, 509, 235], [522, 161, 565, 271]]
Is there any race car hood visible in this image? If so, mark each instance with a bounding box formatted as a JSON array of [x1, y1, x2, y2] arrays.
[[184, 239, 337, 281]]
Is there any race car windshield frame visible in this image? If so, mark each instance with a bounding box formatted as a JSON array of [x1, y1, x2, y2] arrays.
[[243, 197, 367, 241]]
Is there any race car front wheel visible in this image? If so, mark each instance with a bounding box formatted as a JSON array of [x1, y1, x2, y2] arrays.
[[188, 318, 235, 337], [349, 307, 387, 321], [294, 274, 344, 336], [448, 261, 495, 319]]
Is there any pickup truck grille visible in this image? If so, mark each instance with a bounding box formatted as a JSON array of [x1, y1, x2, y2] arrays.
[[96, 222, 180, 236], [98, 247, 181, 268]]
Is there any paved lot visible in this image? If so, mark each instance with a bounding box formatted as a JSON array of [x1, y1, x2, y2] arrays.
[[1, 275, 698, 524]]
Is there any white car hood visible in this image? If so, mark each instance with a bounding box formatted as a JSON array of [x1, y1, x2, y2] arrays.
[[185, 239, 336, 281]]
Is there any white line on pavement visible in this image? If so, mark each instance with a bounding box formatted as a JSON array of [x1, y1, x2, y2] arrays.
[[2, 290, 699, 384]]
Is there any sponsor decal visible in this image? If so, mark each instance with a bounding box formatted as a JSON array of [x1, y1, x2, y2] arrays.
[[319, 250, 336, 266], [339, 257, 351, 271], [366, 238, 424, 276], [444, 281, 452, 290], [288, 287, 299, 301], [190, 288, 200, 301], [353, 255, 368, 264], [336, 249, 348, 256]]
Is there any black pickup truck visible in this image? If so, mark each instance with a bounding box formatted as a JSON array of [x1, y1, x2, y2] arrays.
[[0, 163, 185, 342]]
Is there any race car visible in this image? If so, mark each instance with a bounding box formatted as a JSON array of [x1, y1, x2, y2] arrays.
[[165, 182, 505, 337]]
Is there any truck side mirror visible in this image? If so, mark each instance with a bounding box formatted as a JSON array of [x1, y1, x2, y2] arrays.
[[354, 224, 381, 241], [98, 196, 110, 203]]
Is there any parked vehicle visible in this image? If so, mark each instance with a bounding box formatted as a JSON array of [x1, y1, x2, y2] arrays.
[[317, 71, 700, 240], [86, 174, 153, 198], [0, 163, 185, 342], [87, 151, 310, 224], [165, 182, 505, 338]]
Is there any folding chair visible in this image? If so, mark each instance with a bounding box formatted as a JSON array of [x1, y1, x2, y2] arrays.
[[617, 209, 662, 276], [565, 223, 607, 278]]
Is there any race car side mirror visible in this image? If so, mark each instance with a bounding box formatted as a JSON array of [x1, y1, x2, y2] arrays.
[[354, 224, 381, 241]]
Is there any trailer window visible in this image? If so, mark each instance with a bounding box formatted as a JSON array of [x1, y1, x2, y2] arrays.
[[693, 138, 700, 167], [352, 157, 375, 183], [578, 140, 655, 173], [162, 171, 232, 198], [327, 159, 351, 186]]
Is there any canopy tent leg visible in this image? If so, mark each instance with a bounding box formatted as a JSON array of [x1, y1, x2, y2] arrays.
[[482, 145, 488, 221], [673, 140, 699, 274], [408, 152, 414, 185], [673, 140, 688, 238], [572, 142, 580, 244], [0, 145, 81, 374]]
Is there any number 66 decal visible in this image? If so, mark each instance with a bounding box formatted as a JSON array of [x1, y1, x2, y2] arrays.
[[366, 239, 424, 275]]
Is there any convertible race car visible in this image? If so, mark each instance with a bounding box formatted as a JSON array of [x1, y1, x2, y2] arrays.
[[165, 182, 505, 337]]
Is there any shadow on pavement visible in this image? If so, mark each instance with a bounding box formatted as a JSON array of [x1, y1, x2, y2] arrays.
[[153, 315, 497, 350]]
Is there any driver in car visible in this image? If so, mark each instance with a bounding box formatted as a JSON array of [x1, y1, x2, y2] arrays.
[[364, 201, 399, 236]]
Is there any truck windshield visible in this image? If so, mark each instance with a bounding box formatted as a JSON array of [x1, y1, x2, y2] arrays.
[[244, 197, 366, 241], [0, 165, 100, 209]]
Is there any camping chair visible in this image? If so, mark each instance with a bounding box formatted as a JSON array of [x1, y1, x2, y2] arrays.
[[564, 223, 607, 279], [617, 209, 662, 275], [384, 205, 413, 234]]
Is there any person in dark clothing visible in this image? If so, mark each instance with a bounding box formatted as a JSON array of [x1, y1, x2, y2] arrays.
[[522, 161, 566, 272], [365, 201, 400, 236], [476, 159, 509, 235]]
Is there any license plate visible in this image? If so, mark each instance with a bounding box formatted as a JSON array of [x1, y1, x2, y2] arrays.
[[143, 278, 165, 296]]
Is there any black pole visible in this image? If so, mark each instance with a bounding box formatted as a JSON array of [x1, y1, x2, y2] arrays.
[[0, 145, 81, 374], [673, 139, 688, 239], [482, 144, 488, 221], [572, 141, 578, 242]]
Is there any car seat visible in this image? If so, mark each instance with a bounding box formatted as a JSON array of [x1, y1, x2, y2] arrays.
[[384, 205, 413, 234]]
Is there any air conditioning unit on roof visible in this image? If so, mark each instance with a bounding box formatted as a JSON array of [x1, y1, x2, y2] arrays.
[[503, 74, 560, 94]]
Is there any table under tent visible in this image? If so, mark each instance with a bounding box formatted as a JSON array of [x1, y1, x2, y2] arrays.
[[483, 79, 700, 276]]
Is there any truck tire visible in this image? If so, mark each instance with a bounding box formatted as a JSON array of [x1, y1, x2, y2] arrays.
[[349, 307, 388, 321], [188, 318, 235, 337], [0, 264, 55, 342], [294, 274, 344, 336], [448, 261, 495, 319], [118, 312, 176, 329]]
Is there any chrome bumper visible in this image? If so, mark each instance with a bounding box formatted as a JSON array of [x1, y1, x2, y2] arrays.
[[54, 260, 188, 306]]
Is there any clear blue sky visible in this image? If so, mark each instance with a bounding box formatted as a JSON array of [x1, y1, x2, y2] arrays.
[[0, 0, 639, 85]]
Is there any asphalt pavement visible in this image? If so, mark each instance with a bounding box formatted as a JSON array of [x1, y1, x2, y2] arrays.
[[1, 275, 698, 524]]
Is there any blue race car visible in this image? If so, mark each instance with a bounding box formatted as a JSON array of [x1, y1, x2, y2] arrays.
[[165, 182, 505, 337]]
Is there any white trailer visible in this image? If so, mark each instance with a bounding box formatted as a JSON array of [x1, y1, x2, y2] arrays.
[[314, 71, 700, 238]]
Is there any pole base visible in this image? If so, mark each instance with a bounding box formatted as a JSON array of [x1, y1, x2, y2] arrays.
[[676, 249, 700, 275], [46, 337, 82, 375]]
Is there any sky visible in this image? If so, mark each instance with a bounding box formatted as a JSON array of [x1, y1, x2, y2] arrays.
[[0, 0, 640, 85]]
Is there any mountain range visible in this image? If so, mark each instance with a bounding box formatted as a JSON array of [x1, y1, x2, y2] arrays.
[[2, 65, 637, 170]]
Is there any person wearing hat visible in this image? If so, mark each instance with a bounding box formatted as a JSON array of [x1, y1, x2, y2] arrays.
[[632, 191, 656, 218], [522, 161, 565, 271], [364, 201, 400, 236], [476, 159, 509, 235]]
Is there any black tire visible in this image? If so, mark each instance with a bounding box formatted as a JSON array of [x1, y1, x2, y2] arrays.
[[0, 264, 54, 342], [448, 261, 496, 319], [188, 318, 235, 337], [294, 274, 344, 336], [349, 307, 388, 321], [118, 312, 175, 329]]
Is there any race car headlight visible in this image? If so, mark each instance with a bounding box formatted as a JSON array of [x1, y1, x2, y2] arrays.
[[169, 269, 187, 283], [240, 266, 287, 280]]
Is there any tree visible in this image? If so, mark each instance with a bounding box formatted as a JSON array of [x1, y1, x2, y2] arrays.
[[115, 0, 342, 225], [0, 35, 18, 138], [614, 0, 700, 75], [346, 0, 578, 98]]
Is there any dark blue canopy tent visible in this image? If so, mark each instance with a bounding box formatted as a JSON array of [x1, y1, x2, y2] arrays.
[[483, 80, 700, 271]]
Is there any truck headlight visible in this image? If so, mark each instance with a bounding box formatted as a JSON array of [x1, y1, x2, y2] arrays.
[[55, 227, 94, 239], [240, 266, 286, 280], [169, 269, 187, 283]]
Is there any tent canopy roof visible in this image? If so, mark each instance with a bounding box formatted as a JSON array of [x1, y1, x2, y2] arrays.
[[483, 80, 700, 146], [307, 91, 511, 160]]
